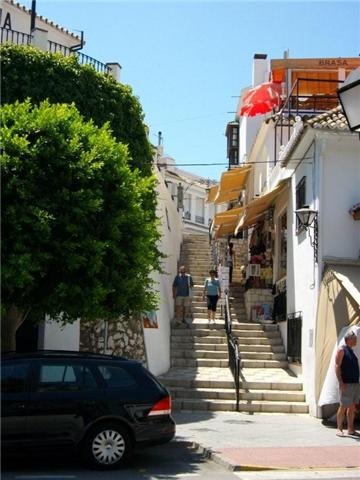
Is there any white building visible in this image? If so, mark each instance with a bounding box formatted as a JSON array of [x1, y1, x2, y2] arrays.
[[158, 152, 220, 234], [212, 53, 360, 417], [0, 0, 121, 79]]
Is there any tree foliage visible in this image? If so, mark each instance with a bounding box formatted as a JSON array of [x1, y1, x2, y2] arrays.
[[1, 101, 161, 349], [0, 44, 153, 176]]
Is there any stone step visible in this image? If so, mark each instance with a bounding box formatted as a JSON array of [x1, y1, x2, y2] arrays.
[[169, 387, 306, 402], [171, 358, 288, 368], [172, 398, 309, 413], [171, 336, 283, 346], [161, 377, 304, 391], [172, 342, 285, 353], [172, 349, 286, 361], [176, 320, 274, 330], [172, 328, 281, 339], [176, 322, 266, 331]]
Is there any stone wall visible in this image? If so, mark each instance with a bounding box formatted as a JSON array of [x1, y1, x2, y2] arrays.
[[80, 316, 146, 363], [244, 288, 273, 322]]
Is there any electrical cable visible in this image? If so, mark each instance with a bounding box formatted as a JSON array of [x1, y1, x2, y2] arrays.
[[156, 156, 314, 167]]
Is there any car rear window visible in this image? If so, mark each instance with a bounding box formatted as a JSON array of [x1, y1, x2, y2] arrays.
[[36, 363, 98, 392], [97, 365, 137, 389]]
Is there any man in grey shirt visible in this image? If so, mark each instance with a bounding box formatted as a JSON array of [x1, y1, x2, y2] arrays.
[[172, 265, 194, 326]]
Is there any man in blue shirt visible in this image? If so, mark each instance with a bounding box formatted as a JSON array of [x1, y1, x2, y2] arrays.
[[172, 266, 194, 326], [335, 331, 360, 437]]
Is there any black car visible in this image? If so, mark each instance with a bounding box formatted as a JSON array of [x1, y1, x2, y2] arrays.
[[1, 350, 175, 469]]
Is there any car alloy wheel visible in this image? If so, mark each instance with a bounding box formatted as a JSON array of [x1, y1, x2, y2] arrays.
[[84, 423, 132, 469], [92, 429, 125, 465]]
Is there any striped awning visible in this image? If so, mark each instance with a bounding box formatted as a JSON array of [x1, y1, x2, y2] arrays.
[[214, 165, 252, 204], [235, 180, 289, 233], [206, 185, 219, 203]]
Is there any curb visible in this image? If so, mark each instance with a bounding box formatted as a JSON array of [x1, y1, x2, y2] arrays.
[[190, 441, 271, 472], [188, 441, 360, 473]]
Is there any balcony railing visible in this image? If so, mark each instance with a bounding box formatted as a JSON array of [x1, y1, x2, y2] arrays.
[[274, 77, 343, 163], [1, 27, 32, 45], [1, 28, 111, 75], [183, 211, 191, 220], [195, 215, 205, 224]]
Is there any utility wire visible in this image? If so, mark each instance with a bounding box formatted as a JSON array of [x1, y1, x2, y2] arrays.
[[156, 156, 314, 167]]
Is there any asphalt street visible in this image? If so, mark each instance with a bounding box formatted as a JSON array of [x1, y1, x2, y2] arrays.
[[2, 440, 237, 480], [3, 441, 360, 480]]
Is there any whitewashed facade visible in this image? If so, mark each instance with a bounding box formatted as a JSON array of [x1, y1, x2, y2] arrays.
[[158, 154, 221, 234], [224, 53, 360, 417]]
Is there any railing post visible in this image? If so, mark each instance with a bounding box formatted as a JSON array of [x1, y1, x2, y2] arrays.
[[32, 27, 48, 51], [106, 62, 122, 82]]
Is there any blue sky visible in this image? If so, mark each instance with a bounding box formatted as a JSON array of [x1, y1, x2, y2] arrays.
[[33, 1, 359, 180]]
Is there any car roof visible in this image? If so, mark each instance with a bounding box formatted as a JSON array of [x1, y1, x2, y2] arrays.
[[1, 350, 141, 365]]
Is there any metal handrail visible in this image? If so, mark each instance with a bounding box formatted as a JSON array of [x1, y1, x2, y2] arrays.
[[274, 77, 344, 163], [224, 290, 240, 411], [0, 28, 111, 75], [0, 27, 32, 45]]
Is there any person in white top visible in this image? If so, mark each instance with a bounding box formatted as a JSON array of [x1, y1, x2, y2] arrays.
[[202, 270, 221, 326]]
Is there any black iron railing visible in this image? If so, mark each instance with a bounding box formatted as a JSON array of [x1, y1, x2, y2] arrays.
[[0, 27, 32, 45], [224, 290, 240, 411], [0, 28, 111, 75], [76, 51, 111, 74], [48, 40, 71, 56], [274, 78, 343, 163], [287, 311, 302, 362]]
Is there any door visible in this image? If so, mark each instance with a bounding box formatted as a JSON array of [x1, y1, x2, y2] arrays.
[[1, 361, 31, 446], [27, 360, 101, 447]]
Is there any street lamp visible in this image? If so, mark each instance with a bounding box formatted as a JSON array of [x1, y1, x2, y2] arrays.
[[295, 206, 318, 263], [337, 67, 360, 133]]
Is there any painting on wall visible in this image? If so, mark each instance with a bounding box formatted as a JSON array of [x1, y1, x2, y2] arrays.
[[142, 311, 158, 329]]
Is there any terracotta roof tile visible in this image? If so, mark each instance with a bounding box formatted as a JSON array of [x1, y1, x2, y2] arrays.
[[306, 106, 349, 131], [7, 0, 80, 40]]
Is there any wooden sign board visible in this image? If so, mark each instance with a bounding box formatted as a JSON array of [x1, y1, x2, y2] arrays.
[[271, 58, 360, 71]]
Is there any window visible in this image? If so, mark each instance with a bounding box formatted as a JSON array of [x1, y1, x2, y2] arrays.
[[37, 363, 97, 392], [98, 365, 136, 389], [2, 363, 29, 393], [296, 176, 306, 232]]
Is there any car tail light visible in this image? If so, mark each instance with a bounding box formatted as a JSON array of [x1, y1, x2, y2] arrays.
[[148, 396, 172, 416]]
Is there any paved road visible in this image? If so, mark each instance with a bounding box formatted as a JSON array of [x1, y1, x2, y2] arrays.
[[2, 441, 237, 480], [3, 442, 360, 480]]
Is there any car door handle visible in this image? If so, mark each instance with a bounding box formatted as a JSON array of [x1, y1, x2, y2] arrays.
[[13, 403, 25, 409]]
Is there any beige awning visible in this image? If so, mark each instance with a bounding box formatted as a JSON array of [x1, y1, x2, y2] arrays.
[[214, 165, 252, 204], [213, 206, 245, 227], [214, 221, 238, 239], [315, 263, 360, 403], [206, 185, 219, 203], [235, 180, 289, 232]]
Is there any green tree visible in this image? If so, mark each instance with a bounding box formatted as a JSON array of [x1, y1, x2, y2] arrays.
[[0, 44, 153, 176], [1, 101, 161, 351]]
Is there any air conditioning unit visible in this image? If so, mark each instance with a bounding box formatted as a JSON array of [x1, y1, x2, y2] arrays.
[[246, 264, 261, 277]]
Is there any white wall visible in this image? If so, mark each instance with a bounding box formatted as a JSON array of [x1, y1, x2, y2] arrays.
[[39, 318, 80, 351], [287, 141, 320, 415], [287, 132, 360, 415], [143, 169, 183, 376], [321, 135, 360, 260], [1, 1, 80, 47]]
